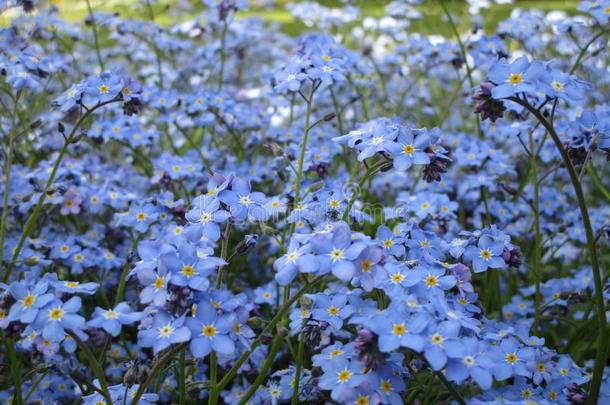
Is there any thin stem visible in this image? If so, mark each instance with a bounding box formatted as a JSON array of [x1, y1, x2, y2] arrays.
[[236, 334, 283, 405], [0, 90, 21, 267], [67, 330, 112, 405], [290, 330, 306, 405], [85, 0, 105, 72], [569, 29, 608, 75], [529, 130, 542, 335], [218, 21, 228, 90], [5, 339, 23, 405], [342, 161, 384, 222], [131, 343, 187, 405], [3, 99, 118, 283], [510, 96, 607, 405], [207, 275, 324, 405], [178, 347, 186, 405], [293, 84, 316, 207], [437, 0, 481, 138], [215, 222, 232, 288]]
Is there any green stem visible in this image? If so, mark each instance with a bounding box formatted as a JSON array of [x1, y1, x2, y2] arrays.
[[569, 29, 608, 75], [529, 131, 542, 335], [85, 0, 105, 72], [293, 84, 316, 207], [237, 334, 284, 405], [342, 161, 384, 222], [67, 330, 112, 405], [179, 347, 186, 405], [437, 0, 481, 138], [218, 21, 228, 90], [290, 330, 305, 405], [207, 275, 324, 405], [6, 339, 23, 405], [0, 90, 21, 267], [510, 97, 607, 405], [131, 343, 187, 405], [3, 99, 118, 283], [587, 163, 610, 203]]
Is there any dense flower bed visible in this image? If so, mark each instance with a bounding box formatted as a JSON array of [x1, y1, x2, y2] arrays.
[[0, 0, 609, 404]]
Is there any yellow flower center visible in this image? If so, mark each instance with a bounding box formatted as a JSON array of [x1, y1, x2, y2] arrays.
[[336, 369, 353, 383], [202, 324, 217, 338], [381, 379, 393, 393], [356, 395, 370, 405], [536, 362, 545, 373], [361, 259, 372, 273], [505, 352, 518, 364], [105, 309, 119, 319], [425, 275, 439, 288], [49, 307, 65, 321], [390, 273, 405, 284], [402, 144, 415, 155], [479, 248, 492, 260], [136, 212, 146, 221], [98, 84, 109, 94], [182, 265, 196, 278], [327, 306, 339, 316], [382, 239, 394, 248], [22, 294, 36, 309], [154, 276, 165, 290], [508, 73, 523, 85], [330, 248, 344, 261], [158, 324, 175, 338], [392, 323, 406, 336]]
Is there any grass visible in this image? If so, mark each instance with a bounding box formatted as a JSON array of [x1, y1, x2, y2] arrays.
[[1, 0, 580, 36]]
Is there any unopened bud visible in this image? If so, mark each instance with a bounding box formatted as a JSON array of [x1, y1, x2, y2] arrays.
[[323, 112, 336, 122]]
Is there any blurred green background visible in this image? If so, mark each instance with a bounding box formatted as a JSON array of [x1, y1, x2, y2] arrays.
[[1, 0, 581, 35]]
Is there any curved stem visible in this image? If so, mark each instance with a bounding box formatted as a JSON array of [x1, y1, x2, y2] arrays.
[[236, 334, 283, 405], [131, 343, 187, 405], [510, 96, 607, 405], [85, 0, 105, 72], [0, 90, 21, 267], [569, 29, 608, 75], [207, 275, 324, 404], [5, 339, 23, 405], [67, 330, 112, 405], [293, 84, 316, 207], [342, 161, 384, 222], [218, 21, 228, 90], [3, 99, 118, 283], [529, 130, 542, 335], [437, 0, 482, 138], [290, 330, 305, 405]]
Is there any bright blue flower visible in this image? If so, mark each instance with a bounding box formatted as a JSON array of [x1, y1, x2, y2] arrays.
[[34, 296, 86, 342], [219, 178, 268, 222], [185, 302, 235, 358], [87, 302, 145, 337], [7, 279, 54, 324], [368, 306, 429, 352], [487, 56, 544, 98], [463, 235, 506, 273], [185, 195, 230, 242], [137, 311, 191, 354]]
